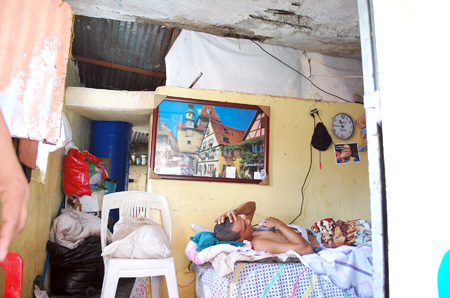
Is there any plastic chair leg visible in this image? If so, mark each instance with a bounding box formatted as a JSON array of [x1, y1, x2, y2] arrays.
[[151, 275, 162, 298], [165, 266, 180, 298], [100, 268, 120, 298]]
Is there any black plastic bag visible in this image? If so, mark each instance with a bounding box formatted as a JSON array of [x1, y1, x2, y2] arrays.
[[311, 122, 332, 151], [47, 236, 104, 296]]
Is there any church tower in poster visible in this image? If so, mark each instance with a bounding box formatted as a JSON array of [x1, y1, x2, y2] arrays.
[[176, 103, 204, 174]]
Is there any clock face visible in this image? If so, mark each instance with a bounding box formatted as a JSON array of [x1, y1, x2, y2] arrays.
[[186, 120, 194, 129], [331, 113, 355, 140]]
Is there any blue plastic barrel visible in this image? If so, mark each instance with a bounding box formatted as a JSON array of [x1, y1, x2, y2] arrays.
[[91, 121, 132, 230], [90, 121, 132, 192]]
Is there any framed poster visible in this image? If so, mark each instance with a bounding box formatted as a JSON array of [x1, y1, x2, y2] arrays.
[[334, 142, 361, 164], [149, 97, 269, 184]]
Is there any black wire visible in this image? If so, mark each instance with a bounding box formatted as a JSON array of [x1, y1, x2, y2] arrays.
[[289, 114, 316, 224], [250, 40, 351, 103]]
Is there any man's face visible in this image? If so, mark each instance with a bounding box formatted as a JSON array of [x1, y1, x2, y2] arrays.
[[232, 216, 254, 241], [341, 145, 352, 160]]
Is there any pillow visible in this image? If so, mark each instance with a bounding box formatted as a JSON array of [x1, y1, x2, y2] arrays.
[[112, 214, 155, 243], [102, 219, 171, 259], [191, 223, 212, 233]]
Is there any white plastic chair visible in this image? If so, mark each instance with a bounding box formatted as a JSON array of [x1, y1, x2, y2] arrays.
[[100, 191, 179, 298]]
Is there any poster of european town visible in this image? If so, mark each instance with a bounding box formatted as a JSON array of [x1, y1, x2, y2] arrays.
[[150, 97, 269, 184]]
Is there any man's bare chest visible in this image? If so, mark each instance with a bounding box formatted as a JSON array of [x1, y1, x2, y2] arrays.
[[252, 230, 288, 243]]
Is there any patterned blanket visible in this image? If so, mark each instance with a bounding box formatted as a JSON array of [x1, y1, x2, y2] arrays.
[[311, 218, 372, 248]]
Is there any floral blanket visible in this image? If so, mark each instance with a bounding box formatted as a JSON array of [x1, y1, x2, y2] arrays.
[[311, 219, 372, 248]]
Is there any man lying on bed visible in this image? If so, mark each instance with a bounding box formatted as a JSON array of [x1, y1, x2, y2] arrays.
[[214, 201, 319, 255]]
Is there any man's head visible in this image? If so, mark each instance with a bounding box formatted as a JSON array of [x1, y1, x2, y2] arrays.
[[214, 217, 240, 241], [341, 144, 352, 160], [214, 216, 253, 242]]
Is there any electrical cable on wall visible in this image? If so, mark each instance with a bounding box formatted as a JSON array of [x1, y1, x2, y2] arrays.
[[250, 40, 351, 103], [289, 111, 316, 224], [289, 109, 334, 224], [303, 50, 363, 75]]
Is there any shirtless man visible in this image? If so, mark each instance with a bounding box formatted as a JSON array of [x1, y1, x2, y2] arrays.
[[214, 201, 316, 255]]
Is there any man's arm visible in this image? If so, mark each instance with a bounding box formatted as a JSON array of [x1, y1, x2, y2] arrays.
[[0, 112, 30, 261], [255, 217, 313, 255], [252, 238, 313, 255], [215, 201, 256, 224]]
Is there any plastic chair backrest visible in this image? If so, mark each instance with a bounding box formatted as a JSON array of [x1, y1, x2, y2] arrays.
[[0, 252, 23, 298], [100, 191, 173, 252]]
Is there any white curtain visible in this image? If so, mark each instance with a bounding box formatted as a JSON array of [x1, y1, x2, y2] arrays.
[[165, 30, 363, 102]]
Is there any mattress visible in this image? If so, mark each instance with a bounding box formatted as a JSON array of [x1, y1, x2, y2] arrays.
[[195, 261, 359, 298]]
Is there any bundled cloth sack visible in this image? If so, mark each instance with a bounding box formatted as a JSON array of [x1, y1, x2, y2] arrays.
[[102, 215, 171, 259], [49, 209, 110, 249]]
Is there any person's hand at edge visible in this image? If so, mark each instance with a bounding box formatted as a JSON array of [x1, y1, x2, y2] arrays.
[[0, 111, 30, 261]]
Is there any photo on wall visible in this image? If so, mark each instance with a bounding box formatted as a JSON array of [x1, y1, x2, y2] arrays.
[[334, 142, 361, 164]]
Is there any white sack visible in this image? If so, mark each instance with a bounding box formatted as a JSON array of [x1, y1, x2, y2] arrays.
[[103, 215, 171, 259]]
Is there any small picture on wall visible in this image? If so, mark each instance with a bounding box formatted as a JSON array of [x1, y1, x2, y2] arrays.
[[334, 142, 361, 164]]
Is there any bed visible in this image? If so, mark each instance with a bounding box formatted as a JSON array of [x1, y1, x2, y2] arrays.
[[186, 222, 373, 298], [195, 262, 356, 298]]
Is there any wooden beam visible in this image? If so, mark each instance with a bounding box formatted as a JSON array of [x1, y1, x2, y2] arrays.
[[72, 55, 166, 78]]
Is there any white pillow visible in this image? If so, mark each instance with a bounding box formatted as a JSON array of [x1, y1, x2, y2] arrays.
[[191, 223, 212, 233], [102, 222, 171, 259], [112, 214, 155, 243]]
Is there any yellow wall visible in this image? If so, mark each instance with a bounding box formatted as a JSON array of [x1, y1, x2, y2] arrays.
[[150, 86, 370, 298], [128, 165, 148, 191]]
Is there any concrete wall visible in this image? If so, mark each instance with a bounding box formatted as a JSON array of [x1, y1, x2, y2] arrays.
[[150, 86, 370, 297]]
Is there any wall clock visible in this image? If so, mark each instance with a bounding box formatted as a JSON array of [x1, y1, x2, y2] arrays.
[[331, 113, 355, 140]]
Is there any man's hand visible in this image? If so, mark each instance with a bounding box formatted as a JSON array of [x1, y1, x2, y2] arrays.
[[258, 217, 283, 229], [215, 201, 256, 225], [215, 210, 238, 224]]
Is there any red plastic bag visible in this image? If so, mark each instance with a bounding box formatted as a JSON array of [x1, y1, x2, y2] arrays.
[[63, 148, 107, 195]]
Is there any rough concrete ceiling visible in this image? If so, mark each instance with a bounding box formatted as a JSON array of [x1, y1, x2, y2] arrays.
[[66, 0, 361, 60]]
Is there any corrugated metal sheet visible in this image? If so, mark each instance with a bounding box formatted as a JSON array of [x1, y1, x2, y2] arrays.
[[72, 16, 180, 91], [0, 0, 73, 143]]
